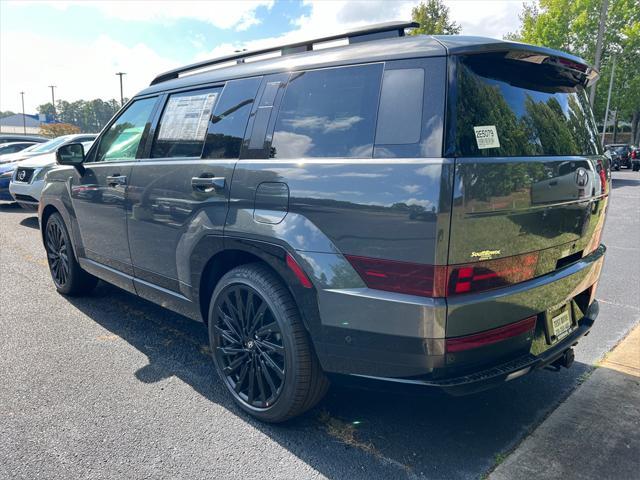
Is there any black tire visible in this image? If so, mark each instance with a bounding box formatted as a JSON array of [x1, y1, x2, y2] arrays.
[[44, 213, 98, 296], [208, 263, 328, 422]]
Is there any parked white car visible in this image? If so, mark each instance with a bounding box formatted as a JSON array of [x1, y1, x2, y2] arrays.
[[9, 134, 96, 209]]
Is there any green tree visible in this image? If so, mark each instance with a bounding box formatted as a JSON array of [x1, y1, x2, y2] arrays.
[[37, 98, 122, 133], [409, 0, 461, 36], [508, 0, 640, 143]]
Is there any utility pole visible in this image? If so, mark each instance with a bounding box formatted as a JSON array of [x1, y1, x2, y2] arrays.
[[590, 0, 608, 106], [115, 72, 126, 107], [48, 85, 57, 120], [20, 91, 26, 135], [601, 54, 616, 146]]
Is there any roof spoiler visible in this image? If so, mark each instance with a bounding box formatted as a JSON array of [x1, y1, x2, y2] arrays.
[[150, 21, 419, 86]]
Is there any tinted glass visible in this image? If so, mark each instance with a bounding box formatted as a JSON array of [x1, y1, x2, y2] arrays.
[[203, 77, 261, 159], [451, 54, 600, 157], [375, 68, 424, 145], [272, 64, 383, 158], [152, 88, 221, 158], [96, 98, 156, 162]]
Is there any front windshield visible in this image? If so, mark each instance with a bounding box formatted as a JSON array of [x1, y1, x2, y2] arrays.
[[28, 136, 70, 153]]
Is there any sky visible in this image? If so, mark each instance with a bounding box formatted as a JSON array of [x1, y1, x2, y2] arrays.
[[0, 0, 529, 115]]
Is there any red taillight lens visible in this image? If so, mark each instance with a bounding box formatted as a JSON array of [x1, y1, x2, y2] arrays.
[[345, 251, 539, 298], [596, 159, 607, 195], [344, 255, 447, 297], [447, 252, 539, 296], [445, 315, 537, 353]]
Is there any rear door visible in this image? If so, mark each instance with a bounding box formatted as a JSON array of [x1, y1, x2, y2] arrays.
[[126, 78, 261, 299], [446, 52, 607, 290]]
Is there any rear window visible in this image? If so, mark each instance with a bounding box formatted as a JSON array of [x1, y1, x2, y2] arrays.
[[449, 54, 601, 157]]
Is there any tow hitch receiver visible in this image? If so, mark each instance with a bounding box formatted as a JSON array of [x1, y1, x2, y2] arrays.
[[550, 348, 575, 370]]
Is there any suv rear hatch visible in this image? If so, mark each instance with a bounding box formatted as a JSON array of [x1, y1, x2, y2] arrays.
[[444, 50, 608, 334]]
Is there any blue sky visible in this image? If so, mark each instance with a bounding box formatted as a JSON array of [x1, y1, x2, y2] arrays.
[[1, 1, 527, 114]]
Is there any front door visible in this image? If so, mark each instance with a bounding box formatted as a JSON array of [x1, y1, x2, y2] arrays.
[[71, 97, 158, 290]]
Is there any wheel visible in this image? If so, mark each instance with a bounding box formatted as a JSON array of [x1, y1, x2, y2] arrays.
[[208, 263, 328, 422], [44, 213, 98, 296]]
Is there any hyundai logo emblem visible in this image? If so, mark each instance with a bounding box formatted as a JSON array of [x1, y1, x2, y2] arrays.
[[575, 168, 588, 187]]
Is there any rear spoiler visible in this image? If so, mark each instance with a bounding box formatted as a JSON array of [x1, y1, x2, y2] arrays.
[[432, 37, 599, 86]]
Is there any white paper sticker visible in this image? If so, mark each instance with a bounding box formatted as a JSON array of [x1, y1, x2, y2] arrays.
[[473, 125, 500, 149], [158, 92, 218, 141]]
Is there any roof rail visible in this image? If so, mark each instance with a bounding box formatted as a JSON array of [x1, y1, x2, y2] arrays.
[[150, 21, 419, 86]]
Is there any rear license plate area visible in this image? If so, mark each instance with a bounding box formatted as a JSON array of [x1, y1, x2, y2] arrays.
[[544, 304, 575, 344]]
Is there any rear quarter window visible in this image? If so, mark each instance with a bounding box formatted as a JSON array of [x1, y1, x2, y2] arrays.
[[449, 54, 601, 157], [271, 64, 383, 158]]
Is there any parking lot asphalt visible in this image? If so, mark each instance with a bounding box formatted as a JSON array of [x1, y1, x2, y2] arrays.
[[1, 170, 639, 480]]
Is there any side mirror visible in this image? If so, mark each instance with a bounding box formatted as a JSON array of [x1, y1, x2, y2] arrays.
[[56, 143, 85, 173]]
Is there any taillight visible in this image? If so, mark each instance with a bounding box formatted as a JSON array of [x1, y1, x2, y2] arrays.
[[445, 315, 537, 353], [345, 251, 539, 298], [596, 159, 607, 195], [344, 255, 447, 297], [286, 253, 313, 288], [446, 252, 539, 296]]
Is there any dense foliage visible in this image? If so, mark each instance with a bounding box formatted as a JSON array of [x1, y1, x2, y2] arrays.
[[507, 0, 640, 143], [37, 98, 124, 134], [409, 0, 461, 35]]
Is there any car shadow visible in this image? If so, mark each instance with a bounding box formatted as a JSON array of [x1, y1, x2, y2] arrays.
[[0, 202, 22, 212], [19, 216, 40, 229], [64, 281, 594, 478]]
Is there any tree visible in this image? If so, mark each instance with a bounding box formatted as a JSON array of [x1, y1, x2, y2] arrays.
[[507, 0, 640, 143], [409, 0, 461, 36], [37, 98, 122, 133], [40, 123, 81, 138]]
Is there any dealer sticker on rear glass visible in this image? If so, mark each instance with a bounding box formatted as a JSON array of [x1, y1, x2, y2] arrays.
[[473, 125, 500, 149]]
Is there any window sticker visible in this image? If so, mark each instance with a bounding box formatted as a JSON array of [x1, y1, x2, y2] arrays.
[[158, 92, 218, 141], [473, 125, 500, 149]]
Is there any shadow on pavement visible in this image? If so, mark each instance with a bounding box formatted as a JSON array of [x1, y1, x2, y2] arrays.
[[611, 176, 639, 189], [64, 281, 593, 479]]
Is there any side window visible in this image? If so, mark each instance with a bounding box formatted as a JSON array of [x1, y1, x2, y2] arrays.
[[151, 88, 221, 158], [271, 64, 383, 158], [203, 77, 261, 159], [95, 98, 156, 162], [375, 69, 424, 145], [374, 58, 446, 158]]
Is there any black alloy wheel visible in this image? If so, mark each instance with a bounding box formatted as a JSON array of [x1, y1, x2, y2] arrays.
[[213, 284, 286, 409], [45, 218, 69, 288]]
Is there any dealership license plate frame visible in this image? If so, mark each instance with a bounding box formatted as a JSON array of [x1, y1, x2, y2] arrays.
[[544, 304, 574, 344]]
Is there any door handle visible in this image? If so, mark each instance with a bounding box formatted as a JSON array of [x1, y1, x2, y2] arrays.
[[106, 174, 127, 187], [191, 176, 225, 192]]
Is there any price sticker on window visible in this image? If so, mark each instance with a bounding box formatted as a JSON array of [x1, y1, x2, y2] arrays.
[[473, 125, 500, 149]]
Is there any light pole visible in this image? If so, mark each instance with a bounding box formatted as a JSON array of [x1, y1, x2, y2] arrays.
[[115, 72, 126, 107], [601, 54, 616, 146], [48, 85, 57, 120], [20, 91, 26, 134]]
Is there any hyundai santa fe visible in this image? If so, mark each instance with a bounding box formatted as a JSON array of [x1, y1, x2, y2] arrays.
[[39, 22, 608, 422]]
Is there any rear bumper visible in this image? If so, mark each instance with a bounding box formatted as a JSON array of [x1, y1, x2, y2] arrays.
[[314, 246, 605, 382], [354, 300, 598, 395]]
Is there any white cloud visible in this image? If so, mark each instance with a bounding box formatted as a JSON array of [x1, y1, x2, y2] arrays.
[[402, 184, 421, 194], [1, 0, 527, 113], [0, 31, 177, 114]]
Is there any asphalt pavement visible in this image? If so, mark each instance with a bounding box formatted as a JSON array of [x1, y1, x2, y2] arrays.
[[1, 170, 638, 480]]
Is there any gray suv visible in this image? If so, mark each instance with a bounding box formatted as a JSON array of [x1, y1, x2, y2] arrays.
[[40, 22, 608, 422]]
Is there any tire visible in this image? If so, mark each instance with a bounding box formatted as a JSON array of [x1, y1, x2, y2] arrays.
[[208, 263, 328, 422], [44, 213, 98, 296]]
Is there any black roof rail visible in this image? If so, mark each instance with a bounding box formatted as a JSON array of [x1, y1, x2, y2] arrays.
[[150, 21, 419, 86]]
